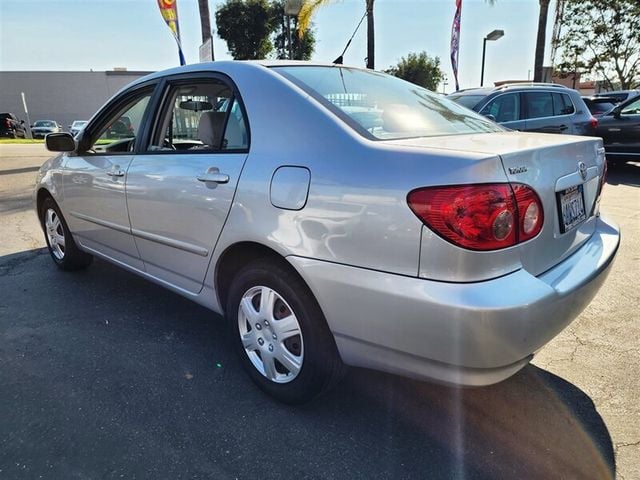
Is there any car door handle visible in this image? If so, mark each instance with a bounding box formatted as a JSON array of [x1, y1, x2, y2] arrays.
[[197, 172, 230, 184], [559, 125, 568, 131], [106, 169, 125, 177]]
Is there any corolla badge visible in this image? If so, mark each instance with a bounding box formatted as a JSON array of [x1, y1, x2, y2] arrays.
[[508, 165, 528, 174], [578, 161, 588, 181]]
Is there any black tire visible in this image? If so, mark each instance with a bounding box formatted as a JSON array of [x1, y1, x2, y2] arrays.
[[40, 196, 93, 271], [226, 258, 344, 404]]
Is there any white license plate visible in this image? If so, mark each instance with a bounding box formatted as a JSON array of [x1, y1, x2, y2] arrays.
[[557, 184, 586, 233]]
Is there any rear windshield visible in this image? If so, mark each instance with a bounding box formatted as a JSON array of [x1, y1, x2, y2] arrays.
[[447, 94, 485, 110], [273, 66, 502, 140], [588, 102, 615, 114]]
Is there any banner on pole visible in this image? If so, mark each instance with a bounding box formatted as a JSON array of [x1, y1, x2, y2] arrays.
[[450, 0, 462, 91], [157, 0, 186, 65]]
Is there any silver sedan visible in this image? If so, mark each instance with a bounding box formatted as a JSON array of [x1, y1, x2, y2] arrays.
[[36, 61, 619, 403]]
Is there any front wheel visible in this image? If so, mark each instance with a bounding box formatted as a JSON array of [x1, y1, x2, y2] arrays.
[[226, 259, 343, 404], [40, 197, 93, 270]]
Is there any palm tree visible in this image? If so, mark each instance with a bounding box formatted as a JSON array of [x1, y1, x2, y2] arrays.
[[534, 0, 551, 82], [298, 0, 376, 69]]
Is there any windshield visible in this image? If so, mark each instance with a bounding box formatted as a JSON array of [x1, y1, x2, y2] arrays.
[[274, 66, 502, 140], [448, 94, 486, 110], [34, 121, 55, 127]]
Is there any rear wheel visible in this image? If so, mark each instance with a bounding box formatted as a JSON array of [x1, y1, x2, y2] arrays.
[[226, 258, 343, 404], [40, 197, 92, 270]]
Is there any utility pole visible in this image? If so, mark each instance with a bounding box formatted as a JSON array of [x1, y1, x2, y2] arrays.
[[366, 0, 375, 69], [197, 0, 214, 61]]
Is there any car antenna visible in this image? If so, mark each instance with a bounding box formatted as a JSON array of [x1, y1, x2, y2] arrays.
[[333, 10, 367, 65]]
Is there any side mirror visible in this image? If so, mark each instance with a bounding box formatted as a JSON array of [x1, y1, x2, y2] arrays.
[[612, 106, 622, 118], [484, 114, 497, 122], [46, 132, 76, 152]]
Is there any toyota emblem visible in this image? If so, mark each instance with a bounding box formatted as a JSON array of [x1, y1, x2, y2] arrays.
[[578, 162, 588, 181]]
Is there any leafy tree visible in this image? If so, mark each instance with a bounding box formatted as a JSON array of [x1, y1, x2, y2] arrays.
[[554, 0, 640, 89], [272, 1, 316, 60], [215, 0, 276, 60], [385, 52, 444, 91]]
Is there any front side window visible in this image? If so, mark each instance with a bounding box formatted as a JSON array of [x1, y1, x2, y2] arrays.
[[274, 66, 502, 140], [149, 81, 248, 152], [480, 94, 520, 123], [89, 90, 152, 154], [621, 98, 640, 115]]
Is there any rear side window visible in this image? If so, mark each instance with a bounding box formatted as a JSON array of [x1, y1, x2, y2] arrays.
[[479, 93, 520, 122], [552, 93, 575, 115], [524, 92, 554, 119]]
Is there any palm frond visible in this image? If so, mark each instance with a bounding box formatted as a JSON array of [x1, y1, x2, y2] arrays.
[[298, 0, 334, 38]]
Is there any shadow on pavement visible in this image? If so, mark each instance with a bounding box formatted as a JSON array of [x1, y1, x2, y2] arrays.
[[606, 160, 639, 187], [0, 249, 615, 479]]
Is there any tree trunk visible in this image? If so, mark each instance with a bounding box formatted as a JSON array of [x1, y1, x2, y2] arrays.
[[198, 0, 212, 44], [533, 0, 551, 82], [366, 0, 375, 69]]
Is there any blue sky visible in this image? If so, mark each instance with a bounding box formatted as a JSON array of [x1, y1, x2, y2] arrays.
[[0, 0, 553, 93]]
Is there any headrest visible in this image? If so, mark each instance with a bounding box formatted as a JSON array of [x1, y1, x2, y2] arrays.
[[197, 111, 226, 148]]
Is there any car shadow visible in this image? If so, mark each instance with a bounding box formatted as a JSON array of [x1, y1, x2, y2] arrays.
[[606, 160, 640, 187], [0, 249, 615, 479]]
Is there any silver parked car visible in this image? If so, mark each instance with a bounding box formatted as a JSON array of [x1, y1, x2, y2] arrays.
[[36, 62, 619, 403]]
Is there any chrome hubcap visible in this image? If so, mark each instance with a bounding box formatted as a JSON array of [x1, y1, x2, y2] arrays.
[[238, 286, 304, 384], [44, 208, 65, 260]]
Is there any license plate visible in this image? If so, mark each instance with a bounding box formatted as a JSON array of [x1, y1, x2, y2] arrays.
[[557, 184, 586, 233]]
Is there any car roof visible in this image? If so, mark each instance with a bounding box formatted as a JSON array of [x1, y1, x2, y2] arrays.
[[449, 83, 577, 98], [130, 60, 363, 86]]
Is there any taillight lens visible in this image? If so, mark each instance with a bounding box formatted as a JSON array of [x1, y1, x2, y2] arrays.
[[589, 117, 598, 129], [4, 119, 10, 129], [407, 183, 544, 251]]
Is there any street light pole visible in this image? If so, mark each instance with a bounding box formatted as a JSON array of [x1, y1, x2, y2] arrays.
[[480, 37, 488, 87], [480, 29, 504, 87]]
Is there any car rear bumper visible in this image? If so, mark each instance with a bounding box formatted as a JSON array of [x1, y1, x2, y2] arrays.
[[287, 214, 620, 386]]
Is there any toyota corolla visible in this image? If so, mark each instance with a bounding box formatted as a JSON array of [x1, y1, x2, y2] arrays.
[[36, 61, 619, 403]]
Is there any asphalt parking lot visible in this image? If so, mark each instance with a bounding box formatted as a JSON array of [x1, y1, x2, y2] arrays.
[[0, 144, 638, 479]]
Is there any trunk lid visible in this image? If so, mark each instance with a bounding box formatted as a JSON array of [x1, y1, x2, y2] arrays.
[[387, 131, 606, 276]]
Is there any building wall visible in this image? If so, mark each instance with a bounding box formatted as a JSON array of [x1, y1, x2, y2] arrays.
[[0, 70, 152, 131]]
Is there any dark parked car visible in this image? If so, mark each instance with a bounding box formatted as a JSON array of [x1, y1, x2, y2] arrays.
[[594, 95, 640, 163], [594, 89, 640, 104], [448, 83, 597, 135], [31, 120, 62, 139], [582, 96, 617, 117], [0, 112, 27, 138]]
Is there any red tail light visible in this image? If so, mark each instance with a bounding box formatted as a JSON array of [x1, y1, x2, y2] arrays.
[[589, 117, 598, 129], [407, 183, 544, 251], [4, 119, 10, 129]]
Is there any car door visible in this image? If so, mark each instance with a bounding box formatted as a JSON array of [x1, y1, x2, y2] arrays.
[[596, 96, 640, 159], [523, 91, 571, 134], [478, 93, 525, 131], [125, 74, 249, 293], [62, 84, 157, 270]]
